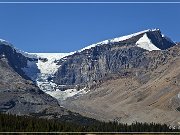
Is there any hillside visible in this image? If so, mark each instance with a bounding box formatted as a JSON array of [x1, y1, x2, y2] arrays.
[[63, 44, 180, 126]]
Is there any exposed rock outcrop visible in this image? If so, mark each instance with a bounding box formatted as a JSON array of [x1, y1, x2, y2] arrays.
[[54, 29, 175, 87]]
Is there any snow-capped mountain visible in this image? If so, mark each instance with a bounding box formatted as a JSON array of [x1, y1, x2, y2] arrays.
[[33, 29, 175, 100], [79, 29, 159, 52], [54, 29, 175, 86], [78, 29, 173, 52], [1, 29, 180, 126], [0, 29, 176, 101]]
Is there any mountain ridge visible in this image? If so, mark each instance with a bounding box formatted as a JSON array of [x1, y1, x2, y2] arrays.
[[54, 29, 175, 86]]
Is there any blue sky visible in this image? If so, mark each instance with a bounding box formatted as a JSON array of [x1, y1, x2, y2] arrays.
[[0, 3, 179, 52]]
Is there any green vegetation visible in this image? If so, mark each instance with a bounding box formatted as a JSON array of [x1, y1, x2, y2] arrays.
[[0, 113, 179, 132]]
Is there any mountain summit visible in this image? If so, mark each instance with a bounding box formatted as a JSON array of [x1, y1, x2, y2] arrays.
[[78, 29, 175, 52], [54, 29, 175, 86]]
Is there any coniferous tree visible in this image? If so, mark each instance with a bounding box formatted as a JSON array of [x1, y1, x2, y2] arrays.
[[0, 113, 179, 132]]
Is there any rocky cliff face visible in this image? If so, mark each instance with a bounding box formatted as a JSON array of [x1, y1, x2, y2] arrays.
[[63, 44, 180, 126], [0, 41, 39, 81], [0, 41, 78, 120], [52, 29, 180, 126], [54, 29, 175, 87]]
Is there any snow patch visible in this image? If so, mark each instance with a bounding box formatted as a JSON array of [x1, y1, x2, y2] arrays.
[[79, 40, 110, 52], [110, 29, 158, 43], [16, 50, 38, 59], [178, 93, 180, 99], [0, 39, 14, 49], [79, 29, 159, 52], [32, 53, 73, 60], [0, 39, 6, 43], [136, 33, 160, 51]]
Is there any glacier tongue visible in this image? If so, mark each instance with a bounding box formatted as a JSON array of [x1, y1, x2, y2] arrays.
[[136, 33, 161, 51], [46, 87, 89, 101], [26, 53, 89, 101], [30, 53, 71, 92]]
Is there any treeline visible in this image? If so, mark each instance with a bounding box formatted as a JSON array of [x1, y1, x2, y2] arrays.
[[0, 113, 179, 132]]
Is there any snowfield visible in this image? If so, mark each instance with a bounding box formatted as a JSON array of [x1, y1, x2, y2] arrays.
[[79, 29, 160, 52], [136, 33, 161, 51], [30, 53, 72, 74]]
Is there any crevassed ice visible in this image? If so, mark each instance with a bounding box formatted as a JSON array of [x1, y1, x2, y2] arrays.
[[28, 53, 72, 91], [22, 53, 89, 101]]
